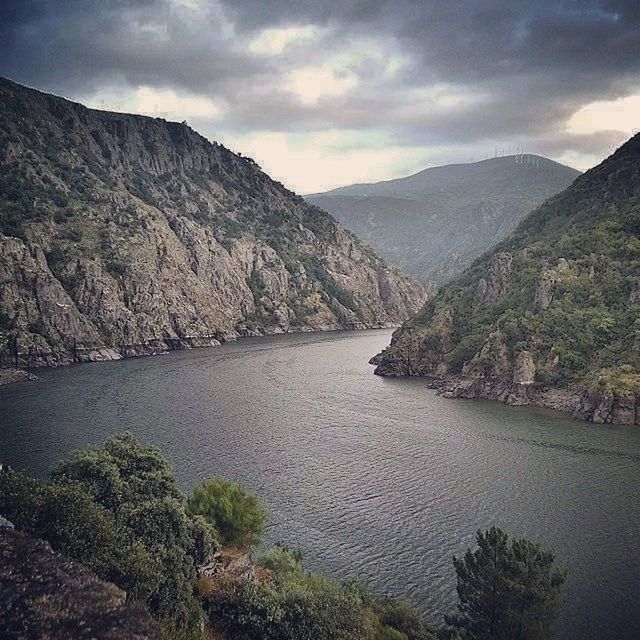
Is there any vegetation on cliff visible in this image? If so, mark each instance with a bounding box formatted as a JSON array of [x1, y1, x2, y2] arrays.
[[374, 133, 640, 424], [0, 77, 426, 369], [0, 434, 565, 640], [307, 156, 579, 286]]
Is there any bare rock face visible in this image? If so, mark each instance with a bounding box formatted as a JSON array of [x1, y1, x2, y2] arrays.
[[0, 78, 427, 370], [0, 527, 162, 640], [506, 351, 536, 405], [474, 252, 512, 304], [512, 350, 535, 385], [534, 258, 571, 310]]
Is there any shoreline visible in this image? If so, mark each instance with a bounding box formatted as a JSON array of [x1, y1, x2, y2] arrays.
[[0, 323, 398, 385], [373, 368, 639, 426]]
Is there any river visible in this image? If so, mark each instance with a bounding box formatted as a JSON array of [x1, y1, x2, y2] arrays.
[[1, 329, 638, 638]]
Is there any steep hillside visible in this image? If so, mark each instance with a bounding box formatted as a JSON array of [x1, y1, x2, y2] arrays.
[[0, 78, 426, 368], [373, 134, 640, 424], [308, 156, 580, 285]]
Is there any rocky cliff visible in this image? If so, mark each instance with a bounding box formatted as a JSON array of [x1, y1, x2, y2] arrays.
[[373, 133, 640, 425], [308, 155, 580, 285], [0, 78, 426, 369]]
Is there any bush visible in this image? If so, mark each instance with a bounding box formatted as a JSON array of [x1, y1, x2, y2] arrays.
[[188, 477, 266, 550], [206, 547, 436, 640], [0, 433, 217, 632], [205, 573, 378, 640], [259, 545, 304, 580]]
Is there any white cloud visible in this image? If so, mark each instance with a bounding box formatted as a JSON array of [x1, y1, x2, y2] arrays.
[[218, 130, 432, 193], [329, 39, 408, 78], [285, 66, 358, 105], [566, 94, 640, 136], [399, 84, 488, 120], [86, 86, 223, 121], [248, 25, 320, 55]]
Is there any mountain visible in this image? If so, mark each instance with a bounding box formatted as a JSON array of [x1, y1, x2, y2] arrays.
[[307, 156, 580, 285], [373, 133, 640, 425], [0, 78, 426, 369]]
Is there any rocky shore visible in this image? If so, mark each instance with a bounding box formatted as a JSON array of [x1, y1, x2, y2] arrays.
[[373, 351, 639, 425], [0, 368, 37, 386]]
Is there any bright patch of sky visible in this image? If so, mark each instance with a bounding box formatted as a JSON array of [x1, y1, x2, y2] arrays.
[[87, 86, 223, 121], [248, 25, 320, 55], [217, 130, 433, 194], [567, 94, 640, 137]]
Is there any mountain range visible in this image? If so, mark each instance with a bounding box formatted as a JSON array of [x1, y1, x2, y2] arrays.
[[308, 156, 580, 285], [373, 133, 640, 424], [0, 78, 426, 370]]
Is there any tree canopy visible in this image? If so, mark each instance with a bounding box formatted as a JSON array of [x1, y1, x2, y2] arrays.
[[446, 527, 566, 640]]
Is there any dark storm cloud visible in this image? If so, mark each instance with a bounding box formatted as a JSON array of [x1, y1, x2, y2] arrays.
[[1, 0, 639, 176]]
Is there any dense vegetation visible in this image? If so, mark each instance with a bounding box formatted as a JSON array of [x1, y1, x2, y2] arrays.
[[0, 434, 565, 640], [188, 477, 266, 550], [308, 156, 579, 285], [0, 434, 216, 632], [376, 133, 640, 406]]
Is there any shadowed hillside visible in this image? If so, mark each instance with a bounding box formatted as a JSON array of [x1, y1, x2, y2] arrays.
[[308, 155, 580, 285]]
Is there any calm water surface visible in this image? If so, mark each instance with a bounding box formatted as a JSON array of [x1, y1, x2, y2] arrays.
[[1, 330, 638, 639]]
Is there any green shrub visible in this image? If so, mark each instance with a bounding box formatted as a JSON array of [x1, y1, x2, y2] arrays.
[[188, 477, 266, 550], [258, 545, 304, 580], [376, 627, 408, 640], [205, 573, 377, 640]]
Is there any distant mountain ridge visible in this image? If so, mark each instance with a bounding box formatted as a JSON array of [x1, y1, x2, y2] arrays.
[[373, 133, 640, 425], [308, 155, 580, 285], [0, 77, 426, 369]]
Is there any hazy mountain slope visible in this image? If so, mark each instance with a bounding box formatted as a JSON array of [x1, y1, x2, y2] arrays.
[[308, 156, 580, 284], [0, 78, 426, 368], [372, 134, 640, 424]]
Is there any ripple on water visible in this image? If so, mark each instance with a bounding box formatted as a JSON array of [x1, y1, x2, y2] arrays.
[[0, 330, 639, 638]]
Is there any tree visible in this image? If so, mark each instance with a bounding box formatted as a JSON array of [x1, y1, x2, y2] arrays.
[[445, 527, 565, 640], [188, 477, 266, 550]]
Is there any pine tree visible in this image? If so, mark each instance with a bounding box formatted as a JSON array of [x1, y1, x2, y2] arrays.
[[445, 527, 565, 640]]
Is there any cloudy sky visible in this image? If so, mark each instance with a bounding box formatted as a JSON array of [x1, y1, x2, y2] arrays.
[[2, 0, 639, 193]]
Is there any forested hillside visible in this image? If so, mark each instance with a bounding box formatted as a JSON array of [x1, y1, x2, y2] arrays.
[[374, 134, 640, 424], [308, 156, 579, 285]]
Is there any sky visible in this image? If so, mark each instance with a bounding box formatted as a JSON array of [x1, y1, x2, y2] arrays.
[[1, 0, 639, 193]]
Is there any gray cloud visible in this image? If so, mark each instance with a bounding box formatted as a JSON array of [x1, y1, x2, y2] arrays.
[[1, 0, 639, 189]]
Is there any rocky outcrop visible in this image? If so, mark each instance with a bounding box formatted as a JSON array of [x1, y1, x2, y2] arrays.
[[474, 253, 513, 304], [0, 368, 36, 385], [534, 258, 571, 310], [0, 527, 162, 639], [0, 77, 426, 370]]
